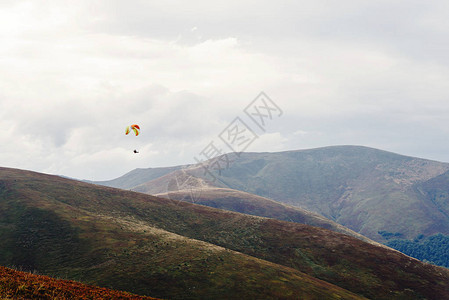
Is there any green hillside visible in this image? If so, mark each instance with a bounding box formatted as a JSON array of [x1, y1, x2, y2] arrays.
[[1, 167, 449, 299], [386, 234, 449, 268]]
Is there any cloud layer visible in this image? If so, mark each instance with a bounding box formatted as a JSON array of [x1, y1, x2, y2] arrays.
[[1, 0, 449, 180]]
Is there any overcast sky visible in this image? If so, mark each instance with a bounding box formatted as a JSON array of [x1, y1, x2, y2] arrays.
[[1, 0, 449, 180]]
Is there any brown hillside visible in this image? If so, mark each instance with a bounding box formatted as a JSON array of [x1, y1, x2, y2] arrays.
[[156, 187, 381, 246], [0, 167, 365, 299], [0, 265, 158, 299], [1, 167, 449, 299]]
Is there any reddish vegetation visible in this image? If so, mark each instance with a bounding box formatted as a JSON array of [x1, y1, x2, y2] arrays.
[[0, 265, 158, 300]]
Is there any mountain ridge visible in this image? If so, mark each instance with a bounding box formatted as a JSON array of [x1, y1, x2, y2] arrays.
[[104, 145, 449, 242]]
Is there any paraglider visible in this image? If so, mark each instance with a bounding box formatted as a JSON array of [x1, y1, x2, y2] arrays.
[[125, 124, 140, 136], [125, 124, 140, 153]]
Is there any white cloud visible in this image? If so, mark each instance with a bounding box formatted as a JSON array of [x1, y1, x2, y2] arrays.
[[250, 132, 288, 152], [2, 0, 449, 179]]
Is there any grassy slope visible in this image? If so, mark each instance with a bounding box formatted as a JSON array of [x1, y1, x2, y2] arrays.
[[131, 145, 449, 242], [0, 265, 158, 300], [0, 167, 363, 299], [1, 167, 448, 299], [156, 187, 379, 245]]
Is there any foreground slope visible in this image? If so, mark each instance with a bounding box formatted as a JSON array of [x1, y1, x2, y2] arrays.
[[0, 265, 158, 299], [128, 145, 449, 242], [0, 167, 364, 299], [1, 167, 449, 299]]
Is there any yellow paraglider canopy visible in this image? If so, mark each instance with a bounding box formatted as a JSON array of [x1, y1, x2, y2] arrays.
[[125, 124, 140, 136]]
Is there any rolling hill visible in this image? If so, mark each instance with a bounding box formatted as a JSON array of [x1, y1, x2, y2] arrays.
[[1, 167, 449, 299], [156, 187, 379, 245], [0, 168, 361, 299], [116, 145, 449, 242]]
